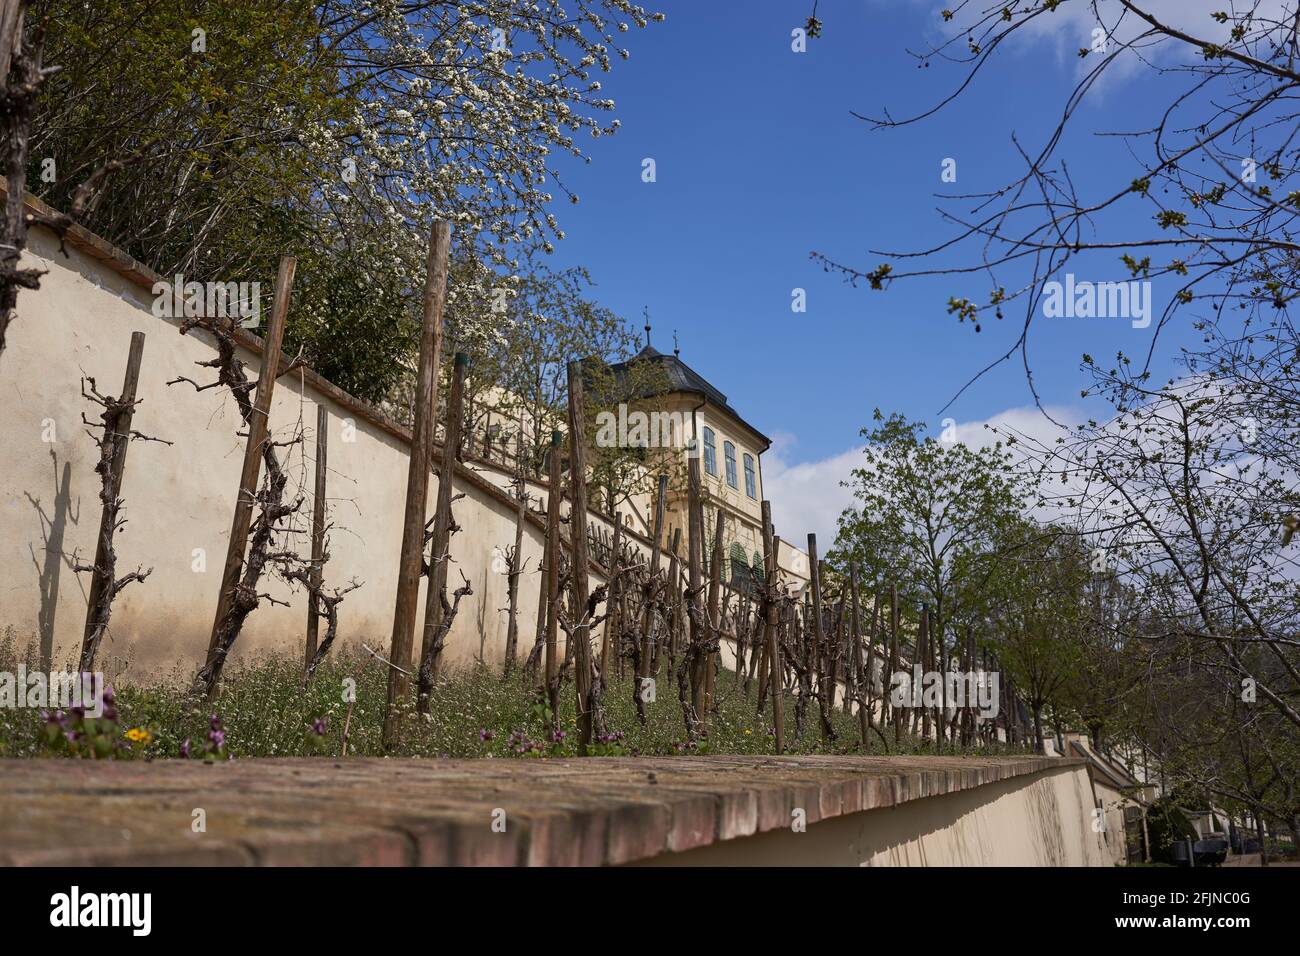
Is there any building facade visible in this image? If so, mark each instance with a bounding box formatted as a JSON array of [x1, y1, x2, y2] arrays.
[[608, 344, 810, 594]]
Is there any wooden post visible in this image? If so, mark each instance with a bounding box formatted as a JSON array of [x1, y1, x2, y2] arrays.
[[919, 605, 931, 741], [304, 404, 328, 677], [760, 501, 784, 753], [417, 350, 468, 705], [566, 361, 597, 752], [79, 330, 146, 672], [758, 531, 781, 710], [865, 589, 881, 729], [383, 222, 451, 748], [661, 528, 682, 675], [840, 585, 854, 715], [807, 534, 831, 740], [502, 468, 526, 678], [600, 510, 621, 687], [543, 430, 562, 722], [207, 256, 296, 657], [848, 563, 870, 751], [637, 473, 668, 708], [888, 582, 901, 745], [703, 507, 725, 726], [685, 452, 705, 734]]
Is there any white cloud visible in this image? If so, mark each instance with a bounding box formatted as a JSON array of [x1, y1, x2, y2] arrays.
[[763, 431, 862, 549], [763, 404, 1081, 547]]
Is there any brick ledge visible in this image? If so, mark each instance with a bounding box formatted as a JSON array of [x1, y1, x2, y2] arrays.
[[0, 755, 1083, 866]]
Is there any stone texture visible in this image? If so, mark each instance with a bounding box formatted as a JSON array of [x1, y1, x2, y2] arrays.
[[0, 756, 1081, 866]]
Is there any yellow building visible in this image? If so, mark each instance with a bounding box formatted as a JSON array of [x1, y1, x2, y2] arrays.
[[608, 344, 810, 594]]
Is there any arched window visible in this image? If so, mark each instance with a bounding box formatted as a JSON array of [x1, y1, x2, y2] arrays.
[[702, 427, 717, 476], [743, 453, 757, 498], [724, 441, 738, 488], [729, 542, 747, 578]]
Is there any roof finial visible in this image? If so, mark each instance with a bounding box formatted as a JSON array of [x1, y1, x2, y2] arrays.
[[643, 306, 651, 349], [673, 329, 680, 358]]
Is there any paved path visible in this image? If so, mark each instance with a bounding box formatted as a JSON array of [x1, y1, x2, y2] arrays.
[[1223, 853, 1300, 867], [0, 755, 1076, 866]]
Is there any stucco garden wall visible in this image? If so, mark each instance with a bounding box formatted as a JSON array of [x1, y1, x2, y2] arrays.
[[1, 219, 635, 681]]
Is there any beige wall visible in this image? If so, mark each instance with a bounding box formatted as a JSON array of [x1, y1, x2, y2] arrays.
[[636, 763, 1109, 866], [2, 224, 600, 681], [2, 215, 814, 686]]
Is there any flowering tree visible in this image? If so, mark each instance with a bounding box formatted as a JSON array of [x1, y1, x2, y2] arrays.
[[29, 0, 662, 400]]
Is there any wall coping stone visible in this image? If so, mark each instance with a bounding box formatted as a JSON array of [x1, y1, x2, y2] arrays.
[[0, 755, 1084, 866]]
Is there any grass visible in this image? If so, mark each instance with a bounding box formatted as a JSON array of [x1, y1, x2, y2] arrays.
[[0, 628, 1033, 761]]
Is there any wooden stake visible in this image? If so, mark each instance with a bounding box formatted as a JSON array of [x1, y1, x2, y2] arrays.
[[417, 350, 468, 704], [807, 534, 832, 740], [704, 507, 725, 726], [383, 222, 450, 748], [600, 510, 622, 687], [566, 361, 597, 752], [888, 582, 901, 745], [662, 528, 682, 675], [637, 473, 668, 711], [80, 330, 146, 671], [502, 447, 527, 677], [543, 430, 562, 722], [304, 403, 328, 677], [848, 563, 869, 751], [207, 256, 296, 658], [919, 605, 931, 740], [761, 500, 784, 753], [685, 451, 705, 734]]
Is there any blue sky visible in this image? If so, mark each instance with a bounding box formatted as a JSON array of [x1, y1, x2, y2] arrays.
[[547, 0, 1206, 539]]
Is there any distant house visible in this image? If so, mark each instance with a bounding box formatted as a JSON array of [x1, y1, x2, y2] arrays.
[[604, 343, 810, 594]]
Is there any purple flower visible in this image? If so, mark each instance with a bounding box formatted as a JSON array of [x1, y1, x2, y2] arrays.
[[311, 717, 327, 736], [478, 728, 494, 742], [180, 738, 192, 758], [208, 729, 225, 749], [102, 686, 115, 705]]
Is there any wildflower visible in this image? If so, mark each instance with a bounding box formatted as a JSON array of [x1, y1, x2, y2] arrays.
[[124, 727, 152, 744], [478, 728, 494, 742], [180, 738, 192, 759], [311, 717, 328, 736]]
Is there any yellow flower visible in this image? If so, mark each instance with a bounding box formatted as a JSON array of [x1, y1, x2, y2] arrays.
[[124, 727, 152, 744], [743, 729, 752, 736]]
